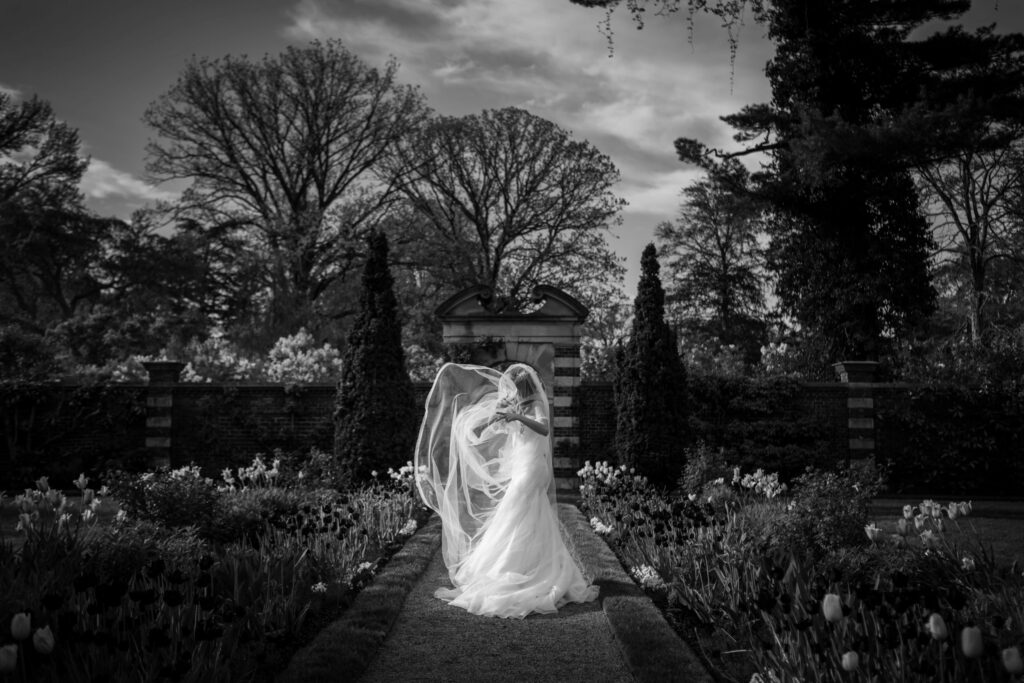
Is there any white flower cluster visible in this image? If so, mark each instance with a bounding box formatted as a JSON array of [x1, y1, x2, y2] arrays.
[[222, 455, 281, 490], [387, 461, 428, 486], [311, 581, 328, 594], [14, 474, 103, 532], [399, 519, 418, 536], [168, 464, 205, 481], [629, 564, 666, 591], [576, 460, 646, 489], [264, 328, 343, 383], [589, 516, 614, 535], [736, 468, 787, 499]]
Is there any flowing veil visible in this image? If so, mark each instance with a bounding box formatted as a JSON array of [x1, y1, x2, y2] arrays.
[[414, 362, 556, 582]]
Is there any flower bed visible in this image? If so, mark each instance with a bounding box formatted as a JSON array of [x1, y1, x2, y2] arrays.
[[579, 456, 1024, 682], [0, 452, 430, 682]]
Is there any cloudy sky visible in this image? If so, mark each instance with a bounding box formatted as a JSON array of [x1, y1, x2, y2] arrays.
[[1, 0, 1020, 292]]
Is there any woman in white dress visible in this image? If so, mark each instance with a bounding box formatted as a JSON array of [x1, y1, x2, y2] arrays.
[[414, 362, 599, 619]]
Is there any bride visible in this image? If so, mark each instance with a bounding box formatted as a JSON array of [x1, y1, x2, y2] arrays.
[[414, 362, 599, 619]]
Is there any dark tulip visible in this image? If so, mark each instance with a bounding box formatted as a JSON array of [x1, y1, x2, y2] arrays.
[[167, 569, 187, 585], [86, 601, 103, 615], [795, 618, 813, 631], [163, 589, 185, 608], [892, 571, 909, 589], [93, 631, 109, 647], [841, 604, 852, 617], [884, 623, 900, 649], [58, 611, 77, 635], [198, 595, 221, 612], [360, 528, 368, 537], [992, 615, 1006, 629], [195, 620, 224, 641], [148, 627, 171, 649], [90, 674, 111, 683], [129, 588, 157, 606], [42, 592, 64, 611], [198, 555, 214, 571], [923, 591, 940, 611], [117, 639, 130, 652], [195, 573, 212, 589], [73, 573, 98, 593], [947, 587, 967, 611], [756, 590, 776, 612], [147, 558, 165, 578]]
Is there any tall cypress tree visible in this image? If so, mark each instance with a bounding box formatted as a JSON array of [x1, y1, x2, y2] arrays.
[[614, 244, 689, 487], [334, 231, 417, 483]]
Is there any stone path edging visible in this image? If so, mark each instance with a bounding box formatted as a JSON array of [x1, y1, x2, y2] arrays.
[[559, 505, 714, 683], [277, 516, 443, 683], [279, 505, 714, 683]]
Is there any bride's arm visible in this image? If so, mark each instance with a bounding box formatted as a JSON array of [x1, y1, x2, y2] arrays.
[[499, 411, 549, 437]]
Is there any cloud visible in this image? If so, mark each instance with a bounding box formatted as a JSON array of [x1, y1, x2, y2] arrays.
[[0, 82, 22, 100], [281, 0, 774, 287], [80, 159, 177, 203]]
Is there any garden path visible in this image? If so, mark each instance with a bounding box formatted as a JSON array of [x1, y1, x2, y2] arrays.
[[356, 504, 711, 683]]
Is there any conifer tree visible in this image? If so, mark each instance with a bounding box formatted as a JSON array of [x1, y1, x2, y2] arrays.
[[334, 231, 417, 483], [614, 243, 689, 487]]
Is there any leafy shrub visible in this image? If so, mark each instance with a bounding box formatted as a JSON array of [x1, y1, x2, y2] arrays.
[[878, 383, 1024, 495], [687, 374, 833, 483], [678, 442, 731, 494], [82, 519, 206, 582], [771, 463, 883, 563], [105, 465, 220, 532]]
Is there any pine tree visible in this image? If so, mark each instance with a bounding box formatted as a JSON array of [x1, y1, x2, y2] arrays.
[[333, 231, 417, 483], [614, 244, 689, 487]]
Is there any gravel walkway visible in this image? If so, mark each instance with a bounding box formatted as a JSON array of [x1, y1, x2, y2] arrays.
[[358, 545, 632, 683], [280, 504, 712, 683]]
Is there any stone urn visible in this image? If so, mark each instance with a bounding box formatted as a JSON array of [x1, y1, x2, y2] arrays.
[[832, 361, 879, 383]]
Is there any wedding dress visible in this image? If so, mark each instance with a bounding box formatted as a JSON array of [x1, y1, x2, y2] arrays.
[[415, 362, 599, 619]]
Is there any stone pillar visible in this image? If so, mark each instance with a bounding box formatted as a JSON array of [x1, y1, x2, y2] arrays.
[[142, 361, 184, 469], [833, 361, 879, 465]]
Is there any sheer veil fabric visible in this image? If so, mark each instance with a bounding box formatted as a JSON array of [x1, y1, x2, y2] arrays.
[[415, 362, 599, 618]]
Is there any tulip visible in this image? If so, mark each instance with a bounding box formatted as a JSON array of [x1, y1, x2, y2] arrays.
[[961, 626, 983, 658], [914, 514, 927, 530], [822, 594, 843, 622], [962, 556, 976, 571], [960, 501, 973, 516], [10, 612, 30, 640], [864, 523, 882, 542], [0, 645, 17, 673], [927, 613, 948, 640], [35, 476, 50, 492], [903, 504, 914, 519], [1003, 647, 1024, 674], [32, 625, 54, 654], [82, 488, 95, 506], [896, 518, 909, 536], [920, 530, 939, 549], [74, 473, 88, 491], [841, 651, 860, 671], [946, 503, 959, 520]]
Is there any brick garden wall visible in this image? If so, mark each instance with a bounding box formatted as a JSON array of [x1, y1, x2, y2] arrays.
[[0, 376, 984, 491]]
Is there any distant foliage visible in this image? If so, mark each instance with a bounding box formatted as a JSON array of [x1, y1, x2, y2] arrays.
[[687, 374, 833, 483], [333, 232, 417, 483], [879, 384, 1024, 496], [614, 244, 690, 487]]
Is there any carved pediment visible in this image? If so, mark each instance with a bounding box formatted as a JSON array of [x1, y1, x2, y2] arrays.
[[435, 285, 589, 322]]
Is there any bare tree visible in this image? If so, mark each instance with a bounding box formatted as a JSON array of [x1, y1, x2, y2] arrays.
[[916, 126, 1024, 344], [391, 107, 626, 309], [144, 40, 429, 345]]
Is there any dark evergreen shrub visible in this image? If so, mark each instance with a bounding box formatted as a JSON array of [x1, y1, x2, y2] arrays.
[[614, 244, 689, 487], [878, 384, 1024, 495], [687, 374, 834, 483], [333, 231, 417, 484]]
